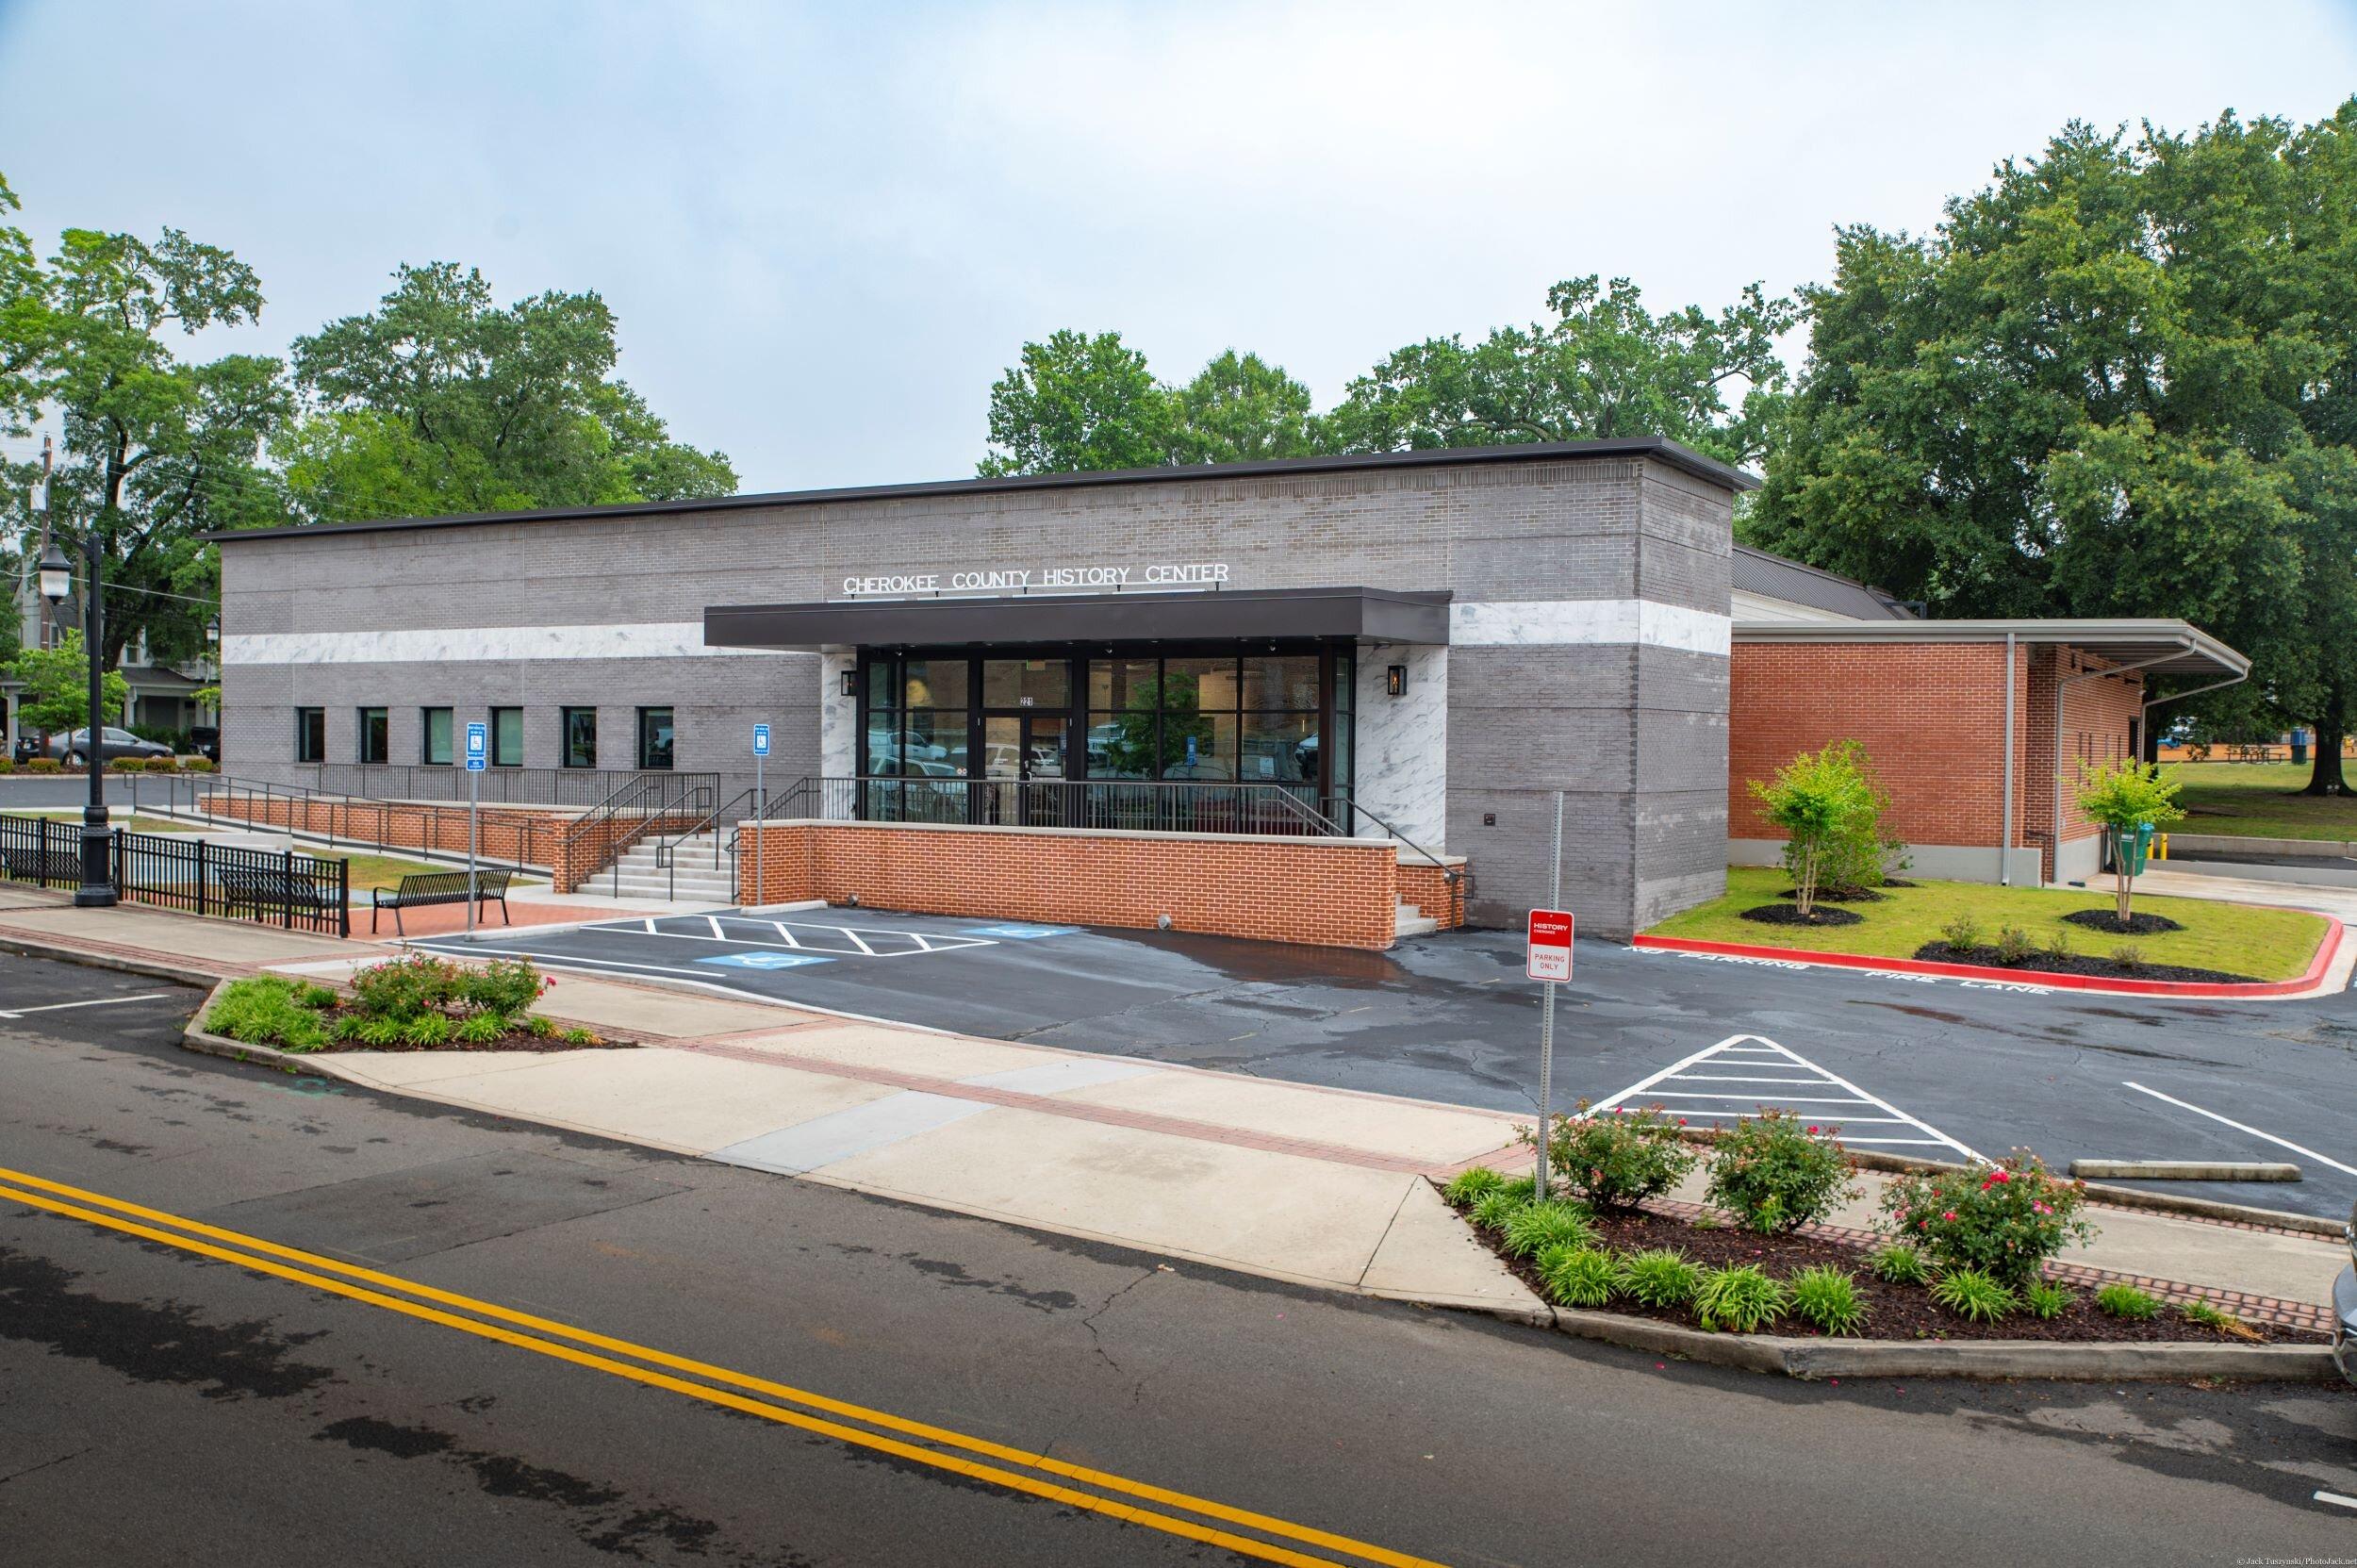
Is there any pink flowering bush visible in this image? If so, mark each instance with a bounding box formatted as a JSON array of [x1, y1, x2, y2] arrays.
[[1521, 1102, 1699, 1211], [1704, 1108, 1859, 1231], [1880, 1152, 2093, 1284]]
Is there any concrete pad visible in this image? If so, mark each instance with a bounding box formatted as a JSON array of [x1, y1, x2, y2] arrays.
[[1360, 1178, 1547, 1312], [378, 1047, 897, 1155], [815, 1105, 1424, 1288], [323, 1049, 579, 1089], [0, 903, 353, 964], [2076, 1205, 2348, 1306], [736, 1021, 1066, 1080], [959, 1058, 1161, 1096], [713, 1092, 991, 1174], [1060, 1070, 1521, 1165]]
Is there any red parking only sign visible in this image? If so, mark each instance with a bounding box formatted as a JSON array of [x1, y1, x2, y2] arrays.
[[1526, 908, 1574, 982]]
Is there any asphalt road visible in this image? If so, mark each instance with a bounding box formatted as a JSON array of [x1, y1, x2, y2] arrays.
[[2, 949, 2353, 1565], [420, 912, 2357, 1221]]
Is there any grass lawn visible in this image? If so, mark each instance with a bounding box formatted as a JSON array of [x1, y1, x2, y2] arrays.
[[2169, 760, 2357, 841], [328, 852, 471, 893], [1646, 866, 2329, 982]]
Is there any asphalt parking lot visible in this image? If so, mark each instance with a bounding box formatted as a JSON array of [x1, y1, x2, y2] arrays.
[[416, 907, 2357, 1222]]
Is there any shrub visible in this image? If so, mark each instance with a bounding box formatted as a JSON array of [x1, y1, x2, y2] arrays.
[[353, 953, 462, 1020], [0, 757, 14, 774], [2021, 1280, 2074, 1320], [1528, 1102, 1699, 1211], [1537, 1245, 1619, 1309], [1693, 1264, 1786, 1333], [203, 977, 329, 1052], [1500, 1199, 1596, 1260], [523, 1014, 557, 1039], [1443, 1166, 1508, 1206], [1788, 1265, 1868, 1336], [2179, 1300, 2262, 1340], [2094, 1282, 2159, 1320], [458, 957, 545, 1015], [1938, 914, 1982, 951], [1615, 1248, 1701, 1309], [454, 1011, 510, 1045], [178, 756, 216, 772], [1992, 924, 2036, 964], [1750, 739, 1888, 917], [1882, 1152, 2094, 1284], [2041, 927, 2071, 961], [1704, 1109, 1857, 1232], [559, 1026, 600, 1047], [1871, 1242, 1931, 1284], [2111, 944, 2146, 970], [1471, 1185, 1529, 1230], [402, 1012, 453, 1048], [353, 1014, 406, 1048], [294, 982, 338, 1011], [1929, 1267, 2018, 1323], [111, 757, 147, 773], [28, 757, 62, 774]]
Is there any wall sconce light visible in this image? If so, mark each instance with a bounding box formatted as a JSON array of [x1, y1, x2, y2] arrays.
[[1385, 664, 1408, 698], [840, 669, 858, 698]]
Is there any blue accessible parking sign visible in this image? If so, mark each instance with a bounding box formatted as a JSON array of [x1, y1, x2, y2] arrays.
[[465, 721, 487, 772]]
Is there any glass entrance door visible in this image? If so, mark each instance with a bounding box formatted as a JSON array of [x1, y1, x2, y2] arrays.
[[981, 714, 1066, 824]]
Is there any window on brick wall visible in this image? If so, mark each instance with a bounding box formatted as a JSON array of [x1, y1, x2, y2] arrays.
[[561, 707, 597, 768], [295, 707, 324, 764], [491, 706, 523, 767], [421, 707, 453, 766], [357, 706, 389, 765]]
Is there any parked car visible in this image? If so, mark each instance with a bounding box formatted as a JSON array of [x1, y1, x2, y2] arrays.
[[19, 726, 174, 766], [190, 725, 220, 764], [2335, 1198, 2356, 1388]]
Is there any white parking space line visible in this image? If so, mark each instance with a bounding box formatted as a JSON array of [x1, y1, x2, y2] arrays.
[[2316, 1491, 2357, 1512], [582, 916, 996, 960], [1590, 1032, 1984, 1162], [0, 992, 176, 1019], [2121, 1081, 2357, 1179]]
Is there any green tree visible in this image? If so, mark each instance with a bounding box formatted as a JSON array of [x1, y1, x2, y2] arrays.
[[978, 329, 1175, 476], [1748, 740, 1883, 919], [1749, 102, 2357, 793], [8, 630, 129, 741], [281, 261, 734, 520], [2074, 759, 2184, 925], [1170, 350, 1326, 464], [1329, 275, 1795, 469], [12, 196, 291, 668]]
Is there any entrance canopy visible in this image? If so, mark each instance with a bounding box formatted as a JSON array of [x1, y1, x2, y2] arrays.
[[704, 586, 1452, 652]]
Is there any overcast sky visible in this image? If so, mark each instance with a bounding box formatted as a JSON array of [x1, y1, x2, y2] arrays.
[[1, 1, 2352, 495]]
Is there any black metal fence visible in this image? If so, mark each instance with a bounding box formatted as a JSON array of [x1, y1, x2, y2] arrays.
[[304, 763, 699, 808], [0, 815, 350, 937], [776, 776, 1337, 836]]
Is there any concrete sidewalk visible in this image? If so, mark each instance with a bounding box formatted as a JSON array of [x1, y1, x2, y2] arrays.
[[1, 882, 2344, 1328]]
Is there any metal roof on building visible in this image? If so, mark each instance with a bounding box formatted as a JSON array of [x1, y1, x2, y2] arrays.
[[1732, 545, 1916, 621], [1732, 617, 2249, 677], [202, 437, 1758, 545]]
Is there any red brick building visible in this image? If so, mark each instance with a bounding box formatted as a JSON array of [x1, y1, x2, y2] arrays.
[[1728, 549, 2248, 884]]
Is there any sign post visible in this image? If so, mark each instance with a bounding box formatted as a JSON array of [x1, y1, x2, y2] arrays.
[[1526, 792, 1570, 1197], [750, 723, 769, 907], [464, 722, 487, 934]]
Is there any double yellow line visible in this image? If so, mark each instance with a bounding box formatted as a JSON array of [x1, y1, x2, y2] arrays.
[[0, 1164, 1444, 1568]]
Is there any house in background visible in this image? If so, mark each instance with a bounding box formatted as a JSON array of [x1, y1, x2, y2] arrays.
[[3, 574, 218, 755], [1725, 545, 2247, 885]]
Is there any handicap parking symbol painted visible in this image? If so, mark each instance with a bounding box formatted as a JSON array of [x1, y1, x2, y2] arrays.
[[697, 950, 834, 969], [962, 924, 1080, 939]]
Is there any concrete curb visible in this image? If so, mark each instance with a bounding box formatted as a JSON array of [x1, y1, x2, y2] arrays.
[[2071, 1159, 2302, 1182], [0, 930, 226, 988], [1632, 915, 2344, 999], [1501, 1303, 2338, 1382], [177, 975, 636, 1072]]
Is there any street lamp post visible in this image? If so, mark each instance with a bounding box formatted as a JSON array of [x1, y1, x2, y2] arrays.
[[36, 534, 117, 907]]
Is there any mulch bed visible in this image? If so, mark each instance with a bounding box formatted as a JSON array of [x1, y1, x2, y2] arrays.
[[1776, 886, 1887, 903], [1739, 903, 1865, 928], [1457, 1199, 2325, 1345], [2060, 908, 2185, 935], [1911, 942, 2255, 984]]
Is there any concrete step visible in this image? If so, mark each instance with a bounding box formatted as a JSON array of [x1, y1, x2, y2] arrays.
[[608, 875, 737, 900], [1395, 902, 1439, 939]]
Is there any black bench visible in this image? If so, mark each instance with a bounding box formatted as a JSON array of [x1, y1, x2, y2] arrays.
[[1, 847, 86, 885], [217, 864, 345, 924], [371, 868, 514, 936]]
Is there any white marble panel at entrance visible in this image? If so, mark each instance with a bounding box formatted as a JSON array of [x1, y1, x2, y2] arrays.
[[819, 652, 857, 777], [1353, 644, 1446, 850]]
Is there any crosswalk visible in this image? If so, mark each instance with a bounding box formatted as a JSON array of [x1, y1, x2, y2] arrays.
[[1587, 1032, 1983, 1161]]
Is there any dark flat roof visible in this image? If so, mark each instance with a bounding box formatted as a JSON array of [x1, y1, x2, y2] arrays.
[[203, 437, 1756, 545], [1732, 545, 1916, 620], [706, 586, 1454, 651]]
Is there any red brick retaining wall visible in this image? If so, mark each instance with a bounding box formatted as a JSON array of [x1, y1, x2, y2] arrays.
[[1397, 859, 1467, 931], [739, 820, 1405, 949]]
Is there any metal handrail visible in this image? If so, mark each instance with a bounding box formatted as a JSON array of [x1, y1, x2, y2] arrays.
[[653, 785, 775, 900], [126, 768, 559, 871], [303, 762, 696, 808], [556, 772, 717, 896], [1324, 797, 1461, 883], [725, 775, 1343, 842]]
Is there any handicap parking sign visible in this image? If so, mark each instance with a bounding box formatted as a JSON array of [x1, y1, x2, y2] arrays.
[[752, 723, 770, 757], [697, 950, 831, 969], [465, 721, 487, 772]]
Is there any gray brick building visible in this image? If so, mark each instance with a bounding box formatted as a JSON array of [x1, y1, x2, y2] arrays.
[[212, 437, 1749, 936]]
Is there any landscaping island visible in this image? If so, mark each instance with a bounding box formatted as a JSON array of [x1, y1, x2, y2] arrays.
[[204, 955, 618, 1053], [1645, 867, 2329, 983]]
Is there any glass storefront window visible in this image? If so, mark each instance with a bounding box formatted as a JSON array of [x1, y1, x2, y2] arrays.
[[1162, 656, 1236, 712], [865, 660, 897, 709], [900, 711, 970, 777], [864, 712, 901, 776], [1087, 658, 1158, 711], [1242, 655, 1318, 710], [981, 658, 1069, 709], [1086, 712, 1155, 779], [1162, 711, 1236, 780], [903, 658, 969, 709], [1242, 710, 1317, 784]]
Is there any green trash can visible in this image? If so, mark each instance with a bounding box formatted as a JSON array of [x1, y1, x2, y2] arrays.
[[2109, 821, 2155, 877]]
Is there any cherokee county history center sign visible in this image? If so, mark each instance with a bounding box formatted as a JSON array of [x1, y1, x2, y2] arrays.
[[838, 562, 1232, 598]]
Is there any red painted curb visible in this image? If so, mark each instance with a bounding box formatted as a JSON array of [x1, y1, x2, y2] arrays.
[[1631, 916, 2344, 999]]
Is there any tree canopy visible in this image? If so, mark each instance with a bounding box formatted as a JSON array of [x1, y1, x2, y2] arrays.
[[282, 261, 736, 520], [1747, 101, 2357, 787]]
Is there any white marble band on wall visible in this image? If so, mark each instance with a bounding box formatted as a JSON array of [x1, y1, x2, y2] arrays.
[[223, 622, 779, 666], [225, 599, 1731, 667], [1450, 601, 1731, 656]]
